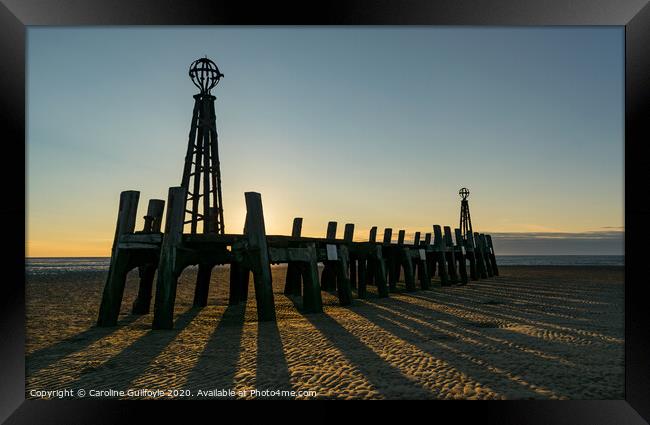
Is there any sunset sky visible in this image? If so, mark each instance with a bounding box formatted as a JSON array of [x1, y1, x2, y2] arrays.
[[27, 27, 624, 257]]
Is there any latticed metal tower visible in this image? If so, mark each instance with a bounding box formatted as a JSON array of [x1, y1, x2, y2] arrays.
[[181, 57, 225, 234], [459, 187, 473, 241]]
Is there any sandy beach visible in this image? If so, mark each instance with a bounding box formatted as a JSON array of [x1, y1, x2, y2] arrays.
[[25, 265, 624, 400]]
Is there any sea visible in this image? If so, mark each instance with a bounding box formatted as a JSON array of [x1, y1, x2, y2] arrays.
[[25, 255, 624, 276]]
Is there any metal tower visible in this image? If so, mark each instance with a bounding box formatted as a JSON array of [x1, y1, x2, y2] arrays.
[[459, 187, 473, 241], [181, 57, 225, 234]]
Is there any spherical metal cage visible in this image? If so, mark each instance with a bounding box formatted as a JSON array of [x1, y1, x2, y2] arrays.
[[459, 187, 470, 200], [189, 57, 224, 94]]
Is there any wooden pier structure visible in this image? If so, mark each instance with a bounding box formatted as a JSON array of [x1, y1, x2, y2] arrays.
[[96, 57, 500, 330]]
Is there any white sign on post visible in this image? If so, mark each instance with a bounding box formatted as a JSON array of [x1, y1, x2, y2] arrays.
[[326, 244, 338, 261], [419, 249, 426, 261]]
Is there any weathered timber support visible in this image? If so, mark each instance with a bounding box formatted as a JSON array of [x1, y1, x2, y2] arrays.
[[383, 228, 399, 292], [399, 246, 416, 291], [433, 225, 450, 286], [152, 186, 186, 329], [366, 226, 377, 285], [228, 261, 250, 305], [473, 232, 488, 279], [424, 232, 435, 278], [132, 198, 166, 314], [335, 245, 353, 305], [97, 190, 140, 327], [244, 192, 276, 321], [300, 244, 324, 313], [479, 233, 494, 277], [344, 223, 356, 290], [372, 245, 389, 297], [356, 254, 367, 298], [284, 217, 303, 296], [192, 263, 213, 307], [456, 227, 477, 281], [321, 221, 338, 291], [444, 226, 459, 284], [453, 228, 469, 285], [486, 235, 499, 276]]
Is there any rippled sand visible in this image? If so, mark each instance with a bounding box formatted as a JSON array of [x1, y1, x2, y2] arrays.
[[26, 266, 624, 400]]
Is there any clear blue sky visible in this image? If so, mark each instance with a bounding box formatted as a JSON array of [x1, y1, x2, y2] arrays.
[[27, 27, 624, 256]]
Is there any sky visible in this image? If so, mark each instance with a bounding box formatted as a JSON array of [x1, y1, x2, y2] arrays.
[[26, 27, 624, 257]]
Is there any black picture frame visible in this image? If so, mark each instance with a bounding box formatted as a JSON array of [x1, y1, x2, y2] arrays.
[[2, 0, 648, 423]]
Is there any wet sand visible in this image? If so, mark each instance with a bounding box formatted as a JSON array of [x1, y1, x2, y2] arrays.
[[25, 266, 624, 400]]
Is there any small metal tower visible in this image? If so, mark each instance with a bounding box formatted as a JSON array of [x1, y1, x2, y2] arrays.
[[459, 187, 473, 241], [181, 57, 225, 234]]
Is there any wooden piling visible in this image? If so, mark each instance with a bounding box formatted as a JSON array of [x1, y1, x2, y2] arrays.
[[301, 244, 324, 313], [453, 228, 468, 285], [97, 190, 140, 327], [284, 217, 303, 295], [486, 235, 499, 276], [152, 186, 186, 329], [321, 221, 338, 291], [444, 226, 459, 284], [335, 245, 353, 305], [193, 263, 213, 307], [433, 225, 450, 286], [132, 198, 165, 315], [474, 232, 489, 278], [479, 234, 495, 277], [456, 227, 476, 282], [243, 192, 276, 321]]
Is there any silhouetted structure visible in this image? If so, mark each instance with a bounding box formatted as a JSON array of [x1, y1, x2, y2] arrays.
[[182, 57, 225, 234], [96, 60, 500, 331], [459, 187, 473, 241]]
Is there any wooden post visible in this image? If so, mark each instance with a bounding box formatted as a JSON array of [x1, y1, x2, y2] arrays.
[[132, 199, 165, 315], [335, 245, 353, 306], [373, 245, 389, 297], [193, 263, 213, 307], [413, 232, 421, 246], [479, 234, 495, 277], [424, 231, 435, 280], [444, 226, 459, 284], [486, 235, 499, 276], [97, 190, 140, 327], [456, 227, 476, 281], [357, 255, 367, 298], [366, 226, 377, 285], [244, 192, 276, 321], [382, 229, 398, 291], [152, 186, 186, 329], [301, 244, 324, 313], [344, 224, 356, 289], [397, 230, 405, 245], [400, 247, 416, 291], [433, 225, 450, 286], [284, 217, 303, 295], [474, 232, 488, 278], [321, 221, 338, 291], [453, 228, 468, 285]]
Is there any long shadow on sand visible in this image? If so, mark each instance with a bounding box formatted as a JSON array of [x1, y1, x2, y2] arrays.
[[183, 303, 247, 396], [26, 315, 141, 376], [65, 308, 201, 393], [255, 320, 293, 398], [289, 297, 433, 399], [348, 300, 565, 399]]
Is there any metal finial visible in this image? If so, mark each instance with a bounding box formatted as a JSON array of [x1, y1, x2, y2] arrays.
[[459, 187, 470, 200], [189, 57, 224, 95]]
